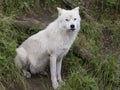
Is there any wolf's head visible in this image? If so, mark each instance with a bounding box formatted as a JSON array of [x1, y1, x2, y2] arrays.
[[57, 7, 81, 32]]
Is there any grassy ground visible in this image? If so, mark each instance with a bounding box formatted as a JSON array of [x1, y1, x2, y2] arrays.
[[0, 0, 120, 90], [61, 20, 120, 90]]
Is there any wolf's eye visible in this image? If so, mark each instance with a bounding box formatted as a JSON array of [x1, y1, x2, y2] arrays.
[[65, 19, 69, 21], [74, 18, 77, 20]]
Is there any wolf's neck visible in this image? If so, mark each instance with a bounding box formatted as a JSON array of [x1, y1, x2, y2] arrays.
[[62, 30, 78, 45]]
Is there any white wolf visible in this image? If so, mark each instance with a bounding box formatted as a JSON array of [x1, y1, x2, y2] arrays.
[[15, 7, 81, 89]]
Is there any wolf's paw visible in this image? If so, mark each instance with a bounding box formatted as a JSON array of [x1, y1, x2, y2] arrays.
[[59, 80, 65, 86], [26, 72, 31, 78], [52, 82, 59, 90], [23, 71, 31, 78]]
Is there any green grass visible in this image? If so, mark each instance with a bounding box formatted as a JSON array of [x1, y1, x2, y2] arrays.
[[86, 54, 119, 90], [61, 68, 98, 90], [60, 20, 120, 90], [0, 15, 28, 90], [0, 14, 42, 89], [2, 0, 34, 15], [61, 53, 99, 90]]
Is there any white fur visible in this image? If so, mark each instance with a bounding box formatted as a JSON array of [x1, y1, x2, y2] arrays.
[[15, 7, 81, 89]]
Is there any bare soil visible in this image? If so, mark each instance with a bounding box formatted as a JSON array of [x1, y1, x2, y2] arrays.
[[26, 74, 53, 90]]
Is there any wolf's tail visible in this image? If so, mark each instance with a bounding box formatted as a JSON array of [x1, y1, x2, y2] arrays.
[[14, 47, 27, 69]]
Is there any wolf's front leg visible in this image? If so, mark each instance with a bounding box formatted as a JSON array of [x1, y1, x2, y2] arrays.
[[50, 55, 59, 89], [57, 57, 65, 87], [56, 57, 63, 83]]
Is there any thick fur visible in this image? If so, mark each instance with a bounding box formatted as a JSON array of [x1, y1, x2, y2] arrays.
[[15, 7, 81, 89]]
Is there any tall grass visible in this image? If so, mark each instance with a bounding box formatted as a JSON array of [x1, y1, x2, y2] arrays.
[[61, 53, 99, 90], [0, 13, 42, 89], [0, 15, 28, 90], [61, 20, 120, 90], [87, 54, 119, 90], [2, 0, 34, 15]]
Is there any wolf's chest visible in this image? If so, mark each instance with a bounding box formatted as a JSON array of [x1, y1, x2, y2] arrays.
[[49, 31, 75, 56], [54, 38, 73, 57], [55, 44, 69, 57]]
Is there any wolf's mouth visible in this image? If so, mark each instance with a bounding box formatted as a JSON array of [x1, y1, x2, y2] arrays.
[[70, 28, 75, 31]]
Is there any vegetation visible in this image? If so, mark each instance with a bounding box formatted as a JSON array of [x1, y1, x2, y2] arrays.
[[0, 0, 120, 90]]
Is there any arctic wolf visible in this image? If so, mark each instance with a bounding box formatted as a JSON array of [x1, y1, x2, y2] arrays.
[[15, 7, 81, 89]]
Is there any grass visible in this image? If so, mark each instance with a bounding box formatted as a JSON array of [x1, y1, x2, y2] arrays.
[[0, 15, 28, 90], [87, 54, 119, 90], [61, 68, 98, 90], [0, 14, 42, 89], [2, 0, 34, 15], [61, 52, 99, 90], [60, 20, 120, 90]]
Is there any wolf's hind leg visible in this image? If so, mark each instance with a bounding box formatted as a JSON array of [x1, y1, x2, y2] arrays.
[[15, 47, 27, 68], [15, 47, 31, 78]]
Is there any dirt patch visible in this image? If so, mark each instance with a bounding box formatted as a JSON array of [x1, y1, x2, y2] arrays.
[[101, 27, 115, 53], [8, 74, 53, 90], [16, 9, 56, 30], [26, 74, 53, 90]]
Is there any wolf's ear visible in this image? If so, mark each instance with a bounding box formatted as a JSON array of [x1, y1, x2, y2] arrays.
[[73, 7, 79, 13], [57, 7, 62, 15]]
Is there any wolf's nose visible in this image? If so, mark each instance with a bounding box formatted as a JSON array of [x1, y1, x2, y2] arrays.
[[70, 24, 75, 29]]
